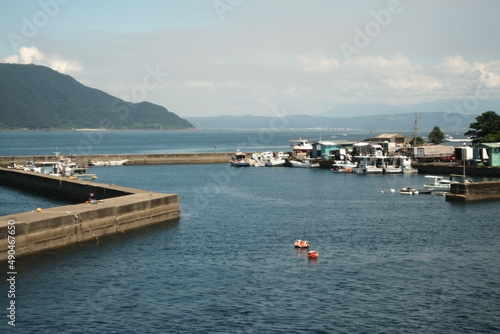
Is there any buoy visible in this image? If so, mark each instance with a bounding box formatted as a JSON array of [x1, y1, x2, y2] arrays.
[[35, 208, 42, 212], [308, 250, 319, 259]]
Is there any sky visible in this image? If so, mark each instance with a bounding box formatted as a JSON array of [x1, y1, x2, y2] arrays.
[[1, 0, 500, 118]]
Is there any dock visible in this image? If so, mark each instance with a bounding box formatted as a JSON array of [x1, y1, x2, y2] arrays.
[[446, 181, 500, 202], [0, 152, 235, 167], [415, 163, 500, 177], [0, 168, 180, 260]]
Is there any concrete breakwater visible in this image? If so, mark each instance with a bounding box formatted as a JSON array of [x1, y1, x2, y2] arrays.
[[0, 168, 180, 261], [416, 163, 500, 177], [0, 152, 235, 167], [446, 181, 500, 202]]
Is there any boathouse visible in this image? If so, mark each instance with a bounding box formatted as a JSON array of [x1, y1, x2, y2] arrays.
[[310, 140, 353, 160], [474, 142, 500, 166]]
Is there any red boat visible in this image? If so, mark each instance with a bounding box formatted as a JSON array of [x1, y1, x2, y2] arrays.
[[308, 250, 319, 258], [294, 240, 309, 248]]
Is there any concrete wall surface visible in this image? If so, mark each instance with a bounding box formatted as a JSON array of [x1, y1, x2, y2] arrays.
[[0, 168, 180, 260], [0, 152, 235, 167], [446, 181, 500, 202]]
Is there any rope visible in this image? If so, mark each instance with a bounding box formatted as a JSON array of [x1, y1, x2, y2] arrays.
[[69, 211, 100, 244]]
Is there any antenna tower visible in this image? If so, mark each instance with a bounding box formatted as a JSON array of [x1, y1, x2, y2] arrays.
[[412, 113, 420, 143]]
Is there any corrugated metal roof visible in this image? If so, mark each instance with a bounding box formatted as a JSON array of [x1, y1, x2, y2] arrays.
[[376, 133, 407, 138]]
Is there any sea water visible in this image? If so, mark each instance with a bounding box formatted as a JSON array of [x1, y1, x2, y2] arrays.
[[1, 131, 499, 333]]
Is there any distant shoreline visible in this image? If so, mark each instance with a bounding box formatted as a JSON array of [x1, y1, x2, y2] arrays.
[[0, 128, 199, 132]]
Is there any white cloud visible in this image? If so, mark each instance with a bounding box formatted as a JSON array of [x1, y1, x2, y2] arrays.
[[2, 46, 82, 74], [182, 80, 215, 89], [323, 53, 500, 102], [299, 54, 339, 72]]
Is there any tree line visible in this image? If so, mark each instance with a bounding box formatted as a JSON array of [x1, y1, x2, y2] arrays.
[[413, 110, 500, 145]]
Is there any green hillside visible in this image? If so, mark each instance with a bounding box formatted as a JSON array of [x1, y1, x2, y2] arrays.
[[0, 63, 194, 130]]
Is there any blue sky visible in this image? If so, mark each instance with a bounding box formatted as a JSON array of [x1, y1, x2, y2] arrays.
[[1, 0, 500, 117]]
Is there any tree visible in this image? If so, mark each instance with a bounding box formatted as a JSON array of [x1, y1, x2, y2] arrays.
[[428, 126, 445, 144], [410, 136, 426, 146], [465, 111, 500, 144]]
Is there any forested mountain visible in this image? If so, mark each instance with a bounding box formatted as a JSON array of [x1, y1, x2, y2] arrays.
[[0, 63, 193, 130]]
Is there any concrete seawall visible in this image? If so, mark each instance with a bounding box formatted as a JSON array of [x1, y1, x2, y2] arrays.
[[0, 152, 235, 167], [416, 163, 500, 177], [446, 181, 500, 202], [0, 168, 180, 260]]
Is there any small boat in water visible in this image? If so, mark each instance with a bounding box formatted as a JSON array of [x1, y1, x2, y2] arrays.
[[230, 151, 251, 167], [308, 250, 319, 258], [423, 175, 454, 191], [289, 158, 319, 168], [295, 240, 309, 248], [400, 187, 419, 195]]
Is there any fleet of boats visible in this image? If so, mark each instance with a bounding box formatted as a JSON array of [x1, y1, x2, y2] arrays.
[[8, 152, 97, 181], [228, 137, 474, 198], [13, 137, 472, 196], [230, 137, 416, 174]]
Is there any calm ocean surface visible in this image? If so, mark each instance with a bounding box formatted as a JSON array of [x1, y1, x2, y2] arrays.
[[1, 130, 500, 333]]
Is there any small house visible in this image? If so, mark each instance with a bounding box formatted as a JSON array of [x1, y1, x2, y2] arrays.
[[363, 134, 412, 152]]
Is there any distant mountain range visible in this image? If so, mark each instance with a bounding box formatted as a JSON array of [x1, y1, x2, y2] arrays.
[[319, 99, 500, 117], [186, 111, 484, 132], [0, 63, 194, 130], [187, 97, 499, 132]]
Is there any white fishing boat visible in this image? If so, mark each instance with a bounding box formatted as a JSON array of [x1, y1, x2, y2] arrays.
[[289, 158, 319, 168], [289, 138, 313, 152], [378, 156, 406, 174], [423, 174, 471, 191], [248, 153, 266, 166], [400, 187, 419, 195], [28, 153, 96, 180], [330, 156, 356, 173], [263, 152, 287, 167], [352, 155, 384, 174], [423, 175, 455, 191], [230, 151, 251, 167]]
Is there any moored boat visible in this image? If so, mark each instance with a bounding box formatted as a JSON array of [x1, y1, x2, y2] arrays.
[[423, 174, 471, 191], [308, 250, 319, 258], [263, 152, 287, 167], [352, 155, 384, 174], [400, 187, 419, 195], [423, 175, 455, 191], [289, 138, 313, 152], [289, 158, 319, 168], [294, 240, 309, 248], [330, 164, 354, 173], [230, 151, 251, 167]]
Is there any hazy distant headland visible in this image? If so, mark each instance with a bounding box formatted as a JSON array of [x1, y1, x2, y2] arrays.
[[186, 109, 484, 132]]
